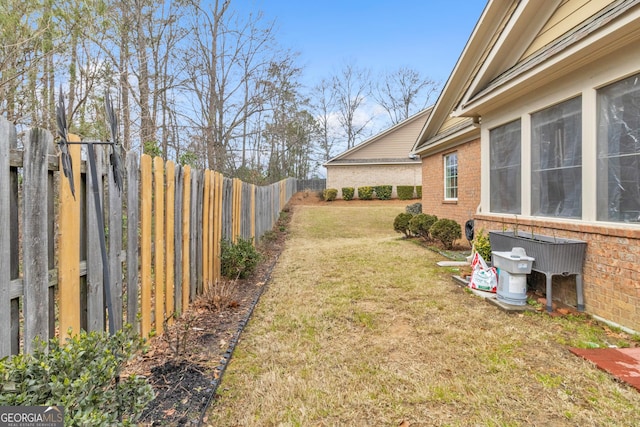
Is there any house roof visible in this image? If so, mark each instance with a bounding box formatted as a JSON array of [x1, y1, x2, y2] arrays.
[[413, 0, 640, 155], [325, 107, 432, 167]]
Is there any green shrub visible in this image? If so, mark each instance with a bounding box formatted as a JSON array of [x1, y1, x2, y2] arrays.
[[473, 228, 492, 262], [416, 186, 422, 198], [341, 187, 355, 201], [322, 188, 338, 201], [0, 326, 153, 426], [393, 213, 414, 238], [357, 186, 373, 200], [409, 213, 438, 240], [220, 237, 262, 279], [405, 202, 422, 215], [397, 186, 414, 200], [430, 218, 462, 249], [374, 185, 392, 200]]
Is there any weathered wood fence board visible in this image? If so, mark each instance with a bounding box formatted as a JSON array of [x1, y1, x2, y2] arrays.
[[0, 117, 12, 356], [0, 116, 297, 357], [86, 145, 105, 332], [126, 151, 140, 330], [22, 129, 53, 354]]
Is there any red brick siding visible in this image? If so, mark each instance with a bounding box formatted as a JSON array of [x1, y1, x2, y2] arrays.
[[475, 215, 640, 332], [421, 138, 480, 246]]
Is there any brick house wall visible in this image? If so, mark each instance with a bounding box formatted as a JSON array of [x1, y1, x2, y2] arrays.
[[421, 138, 480, 246], [474, 215, 640, 332]]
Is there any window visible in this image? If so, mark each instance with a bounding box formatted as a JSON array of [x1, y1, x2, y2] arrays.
[[490, 120, 521, 214], [444, 152, 458, 200], [597, 73, 640, 223], [531, 97, 582, 218]]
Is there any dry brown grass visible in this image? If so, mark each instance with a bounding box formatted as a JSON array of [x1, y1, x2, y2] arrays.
[[205, 204, 640, 426]]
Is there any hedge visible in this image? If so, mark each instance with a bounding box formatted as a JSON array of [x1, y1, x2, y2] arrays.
[[341, 187, 355, 200], [374, 185, 392, 200], [397, 186, 414, 200], [357, 186, 374, 200]]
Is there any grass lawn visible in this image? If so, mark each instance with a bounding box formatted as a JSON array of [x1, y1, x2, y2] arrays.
[[206, 203, 640, 426]]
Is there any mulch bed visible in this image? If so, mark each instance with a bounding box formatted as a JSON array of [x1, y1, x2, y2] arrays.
[[126, 206, 291, 426]]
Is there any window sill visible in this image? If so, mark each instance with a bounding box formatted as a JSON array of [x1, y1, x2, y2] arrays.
[[443, 200, 458, 205]]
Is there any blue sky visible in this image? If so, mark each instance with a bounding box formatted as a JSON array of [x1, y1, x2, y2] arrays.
[[235, 0, 488, 87]]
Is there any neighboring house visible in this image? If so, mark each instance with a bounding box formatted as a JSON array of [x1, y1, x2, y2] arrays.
[[413, 0, 640, 332], [325, 108, 432, 199]]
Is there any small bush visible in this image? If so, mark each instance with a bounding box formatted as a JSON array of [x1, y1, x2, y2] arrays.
[[374, 185, 392, 200], [397, 186, 415, 200], [405, 202, 422, 215], [430, 218, 462, 249], [473, 228, 492, 262], [416, 186, 422, 198], [341, 187, 355, 201], [0, 326, 153, 426], [393, 213, 414, 238], [357, 186, 373, 200], [220, 237, 262, 279], [323, 188, 338, 201], [409, 213, 438, 240]]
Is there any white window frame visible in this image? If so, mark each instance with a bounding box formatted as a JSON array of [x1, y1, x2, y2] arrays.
[[596, 72, 640, 223], [489, 119, 522, 214], [530, 96, 582, 219], [444, 152, 458, 201]]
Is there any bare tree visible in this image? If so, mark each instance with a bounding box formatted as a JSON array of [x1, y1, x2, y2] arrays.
[[261, 58, 313, 181], [310, 78, 338, 162], [332, 62, 372, 150], [183, 0, 293, 174], [375, 67, 440, 125]]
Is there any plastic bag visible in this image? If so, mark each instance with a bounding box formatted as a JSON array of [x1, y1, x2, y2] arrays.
[[469, 252, 498, 293]]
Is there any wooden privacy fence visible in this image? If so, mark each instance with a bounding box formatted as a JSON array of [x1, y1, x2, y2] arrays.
[[0, 117, 297, 357]]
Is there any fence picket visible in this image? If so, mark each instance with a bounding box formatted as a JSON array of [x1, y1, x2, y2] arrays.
[[202, 170, 211, 291], [126, 151, 140, 330], [153, 157, 165, 334], [181, 166, 192, 312], [58, 135, 82, 339], [174, 164, 183, 316], [140, 154, 152, 337], [208, 172, 215, 285], [9, 126, 19, 355], [0, 118, 12, 357], [86, 145, 105, 332], [22, 128, 53, 353], [109, 151, 124, 331], [213, 172, 223, 282], [165, 161, 175, 324], [190, 170, 202, 300]]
